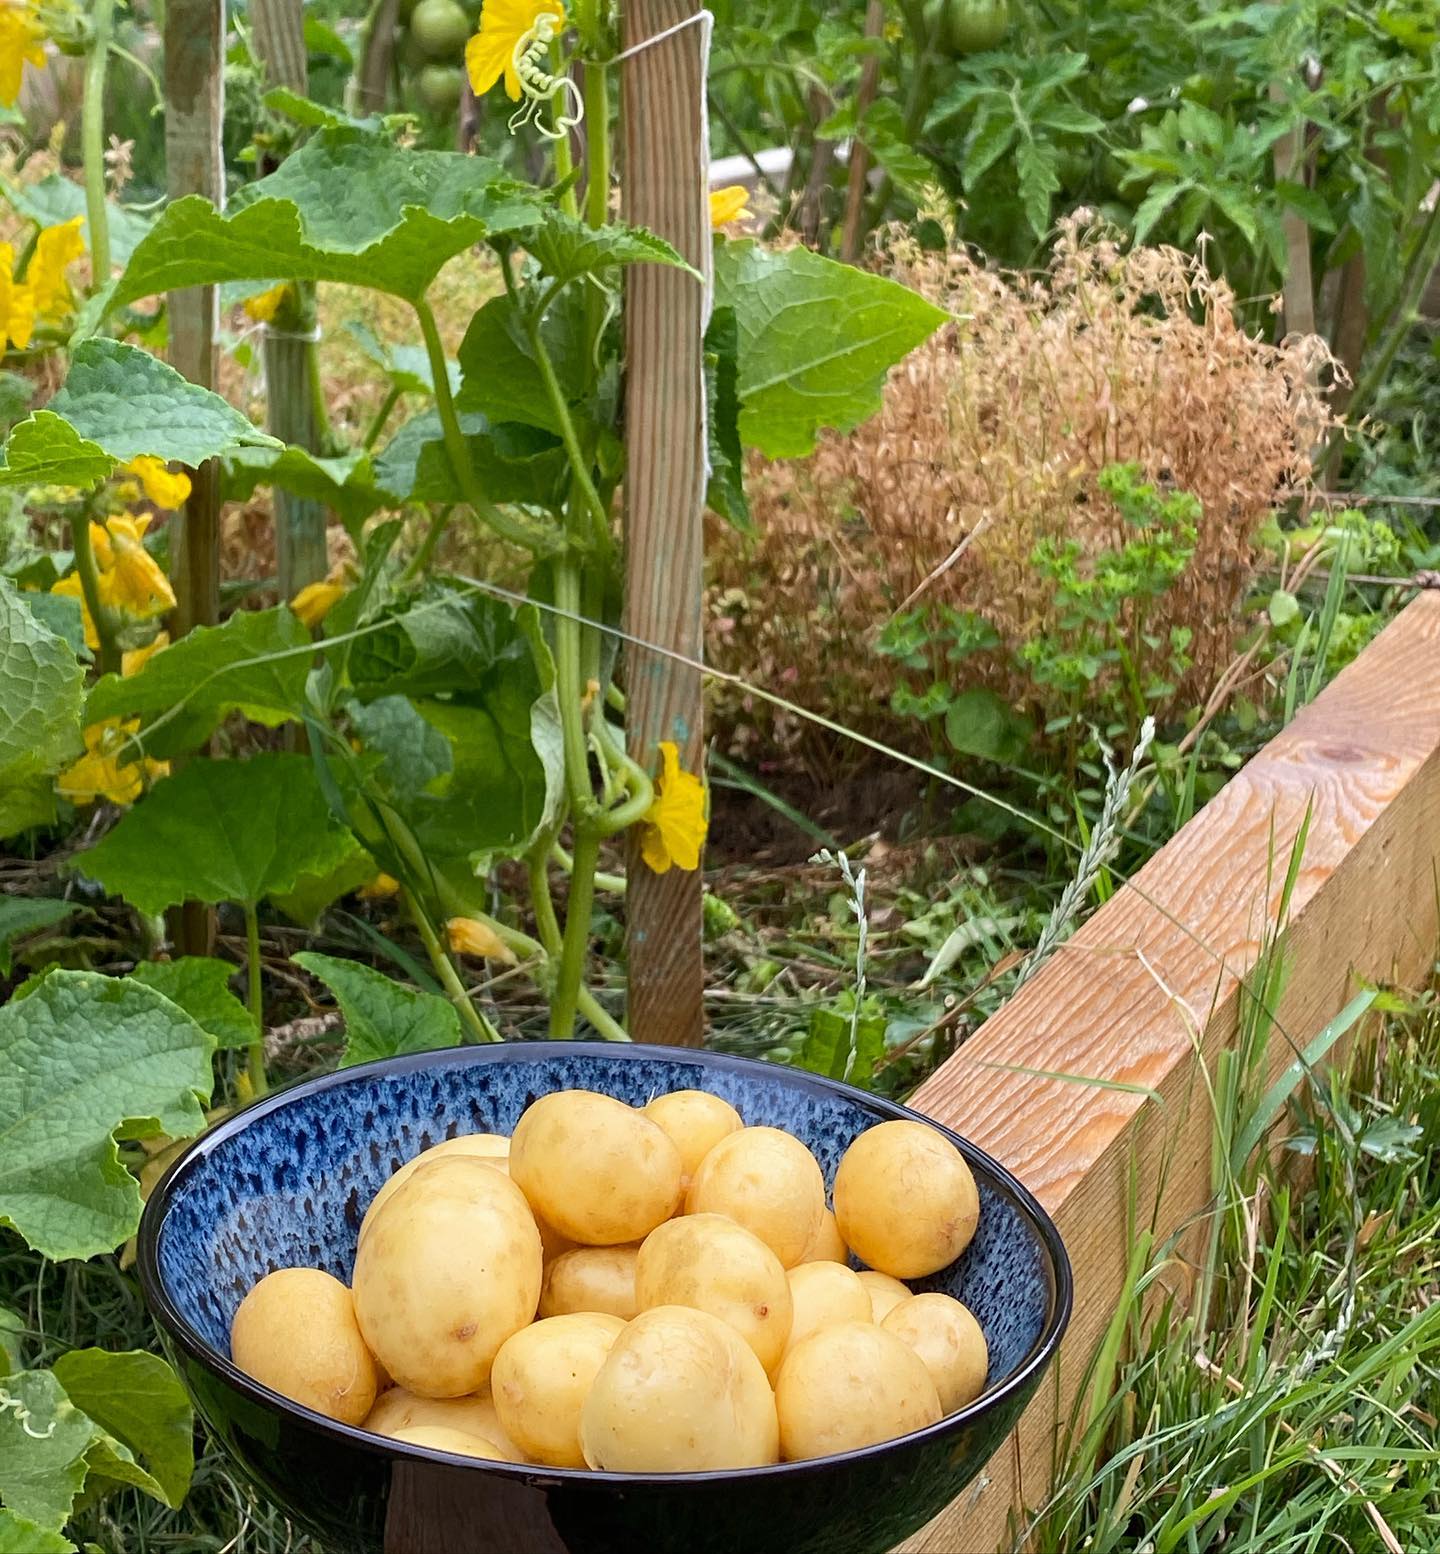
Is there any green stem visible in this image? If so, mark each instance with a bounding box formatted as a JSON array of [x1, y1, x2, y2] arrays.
[[553, 558, 595, 815], [413, 297, 561, 553], [81, 0, 115, 287], [583, 62, 610, 229], [550, 826, 600, 1038], [363, 385, 402, 450], [404, 888, 501, 1043], [403, 503, 454, 582], [550, 39, 580, 218], [70, 514, 120, 676], [576, 985, 631, 1041], [243, 901, 268, 1097], [552, 841, 626, 895], [526, 836, 565, 957]]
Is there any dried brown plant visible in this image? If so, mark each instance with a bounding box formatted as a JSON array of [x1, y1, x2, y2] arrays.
[[706, 216, 1340, 773]]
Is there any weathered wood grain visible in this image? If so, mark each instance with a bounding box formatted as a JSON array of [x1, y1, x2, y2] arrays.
[[621, 0, 710, 1046], [901, 591, 1440, 1552]]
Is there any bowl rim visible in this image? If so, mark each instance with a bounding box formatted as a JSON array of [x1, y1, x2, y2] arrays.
[[138, 1040, 1073, 1485]]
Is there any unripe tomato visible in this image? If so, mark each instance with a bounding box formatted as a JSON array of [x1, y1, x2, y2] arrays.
[[410, 0, 471, 58], [418, 63, 464, 113], [922, 0, 1010, 56]]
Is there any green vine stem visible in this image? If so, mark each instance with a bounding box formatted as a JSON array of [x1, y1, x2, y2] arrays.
[[242, 901, 269, 1097], [69, 513, 120, 676], [81, 0, 115, 287], [362, 384, 402, 450], [402, 503, 454, 582], [403, 887, 501, 1043], [577, 985, 630, 1042], [552, 558, 595, 815], [552, 841, 626, 895], [550, 827, 600, 1038], [583, 62, 610, 229]]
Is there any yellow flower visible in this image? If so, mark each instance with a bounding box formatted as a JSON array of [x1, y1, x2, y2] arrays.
[[125, 455, 191, 510], [465, 0, 565, 101], [243, 282, 291, 323], [357, 872, 401, 901], [121, 630, 169, 677], [0, 1, 45, 109], [446, 916, 518, 963], [95, 513, 176, 617], [639, 741, 707, 874], [708, 186, 750, 229], [28, 216, 84, 321], [56, 718, 169, 807], [290, 579, 346, 629], [0, 241, 34, 349]]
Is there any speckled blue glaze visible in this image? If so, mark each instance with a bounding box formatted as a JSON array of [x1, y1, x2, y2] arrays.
[[140, 1043, 1070, 1554]]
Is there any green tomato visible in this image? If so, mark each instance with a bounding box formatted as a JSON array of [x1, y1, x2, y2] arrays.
[[922, 0, 1010, 56], [418, 63, 465, 112], [410, 0, 471, 59], [398, 24, 429, 71]]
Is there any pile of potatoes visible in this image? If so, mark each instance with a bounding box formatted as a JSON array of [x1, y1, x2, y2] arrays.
[[230, 1088, 988, 1472]]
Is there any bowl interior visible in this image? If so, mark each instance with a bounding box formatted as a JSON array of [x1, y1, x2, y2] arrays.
[[153, 1046, 1058, 1405]]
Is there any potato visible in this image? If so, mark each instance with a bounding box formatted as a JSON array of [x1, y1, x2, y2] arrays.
[[365, 1385, 523, 1460], [797, 1208, 850, 1266], [641, 1089, 742, 1180], [883, 1293, 989, 1413], [231, 1268, 378, 1425], [511, 1090, 683, 1245], [353, 1156, 542, 1397], [359, 1132, 510, 1243], [539, 1245, 640, 1321], [684, 1127, 825, 1268], [491, 1313, 625, 1468], [580, 1306, 779, 1472], [834, 1120, 979, 1277], [782, 1261, 871, 1358], [388, 1423, 518, 1461], [635, 1214, 792, 1375], [857, 1269, 912, 1323], [775, 1322, 941, 1461]]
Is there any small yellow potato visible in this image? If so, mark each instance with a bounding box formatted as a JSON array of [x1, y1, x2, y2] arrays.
[[539, 1245, 640, 1321], [782, 1261, 872, 1359], [641, 1089, 743, 1180], [857, 1270, 912, 1323], [883, 1293, 989, 1413], [364, 1386, 523, 1460], [491, 1313, 626, 1468], [834, 1120, 979, 1278], [231, 1268, 378, 1425], [580, 1306, 779, 1472], [685, 1127, 825, 1268], [635, 1214, 792, 1375], [797, 1208, 850, 1266], [353, 1157, 542, 1397], [511, 1090, 683, 1245], [775, 1322, 941, 1461], [388, 1423, 519, 1461], [359, 1133, 510, 1243]]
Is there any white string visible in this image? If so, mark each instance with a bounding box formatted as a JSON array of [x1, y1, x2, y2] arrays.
[[612, 8, 714, 64], [263, 323, 323, 344]]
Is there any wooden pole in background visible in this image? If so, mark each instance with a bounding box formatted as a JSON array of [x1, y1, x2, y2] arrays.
[[164, 0, 225, 959], [621, 0, 710, 1046]]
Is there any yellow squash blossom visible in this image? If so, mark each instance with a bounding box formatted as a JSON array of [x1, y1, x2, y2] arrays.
[[709, 186, 750, 228], [639, 741, 707, 874], [243, 282, 291, 323], [28, 216, 84, 321], [465, 0, 565, 101], [0, 1, 45, 109], [94, 513, 177, 617], [126, 455, 191, 510], [57, 717, 169, 806], [290, 579, 346, 629], [121, 631, 169, 677], [357, 872, 401, 901], [446, 916, 518, 963], [0, 241, 34, 349]]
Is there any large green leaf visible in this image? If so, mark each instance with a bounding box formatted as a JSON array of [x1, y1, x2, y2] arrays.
[[0, 1508, 74, 1552], [0, 579, 83, 839], [372, 409, 566, 510], [128, 957, 258, 1051], [111, 130, 548, 307], [292, 952, 462, 1067], [347, 694, 453, 796], [0, 340, 277, 491], [346, 319, 456, 399], [454, 289, 587, 433], [85, 605, 312, 758], [4, 174, 154, 268], [52, 1349, 194, 1510], [0, 971, 213, 1260], [0, 897, 78, 977], [78, 755, 357, 915], [525, 209, 698, 287], [712, 239, 948, 459], [221, 446, 388, 532], [0, 1370, 96, 1532]]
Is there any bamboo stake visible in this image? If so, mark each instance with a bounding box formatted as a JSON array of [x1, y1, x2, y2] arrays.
[[621, 0, 710, 1046]]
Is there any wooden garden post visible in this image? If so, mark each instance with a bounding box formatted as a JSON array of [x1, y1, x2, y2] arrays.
[[250, 0, 330, 601], [621, 0, 710, 1046], [164, 0, 225, 958]]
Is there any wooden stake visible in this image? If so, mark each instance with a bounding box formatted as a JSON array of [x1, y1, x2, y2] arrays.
[[621, 0, 710, 1046], [164, 0, 225, 959], [841, 0, 885, 264]]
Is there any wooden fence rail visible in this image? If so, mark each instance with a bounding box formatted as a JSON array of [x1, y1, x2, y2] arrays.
[[903, 589, 1440, 1552]]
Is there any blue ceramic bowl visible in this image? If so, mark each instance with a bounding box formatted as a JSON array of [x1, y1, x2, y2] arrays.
[[139, 1043, 1070, 1554]]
